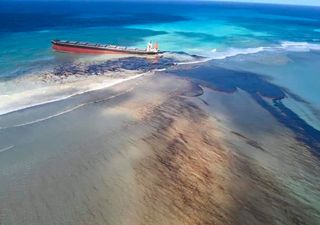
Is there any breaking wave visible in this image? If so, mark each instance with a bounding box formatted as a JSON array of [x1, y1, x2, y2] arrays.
[[0, 73, 145, 116], [280, 41, 320, 51], [0, 88, 133, 130], [181, 41, 320, 63], [208, 47, 267, 59]]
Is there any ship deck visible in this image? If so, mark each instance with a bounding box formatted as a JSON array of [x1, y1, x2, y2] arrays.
[[52, 40, 158, 55]]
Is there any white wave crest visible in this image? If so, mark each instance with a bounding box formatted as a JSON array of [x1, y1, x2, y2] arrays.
[[209, 47, 267, 59], [0, 73, 146, 116], [183, 41, 320, 63], [0, 88, 133, 130], [0, 145, 15, 153], [280, 41, 320, 52], [177, 46, 268, 64]]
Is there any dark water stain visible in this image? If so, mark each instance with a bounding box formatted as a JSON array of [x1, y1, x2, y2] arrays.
[[272, 99, 320, 153], [53, 57, 176, 77], [285, 89, 310, 105], [168, 63, 320, 157], [231, 131, 266, 152], [169, 64, 286, 99], [179, 82, 204, 98], [252, 94, 320, 157], [94, 57, 176, 72]]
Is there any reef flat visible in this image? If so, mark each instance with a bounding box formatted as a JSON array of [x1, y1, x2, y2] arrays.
[[0, 69, 319, 225]]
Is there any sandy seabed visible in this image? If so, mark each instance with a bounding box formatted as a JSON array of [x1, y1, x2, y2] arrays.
[[0, 71, 319, 225]]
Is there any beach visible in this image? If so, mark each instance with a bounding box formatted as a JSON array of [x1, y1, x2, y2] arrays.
[[0, 67, 319, 225]]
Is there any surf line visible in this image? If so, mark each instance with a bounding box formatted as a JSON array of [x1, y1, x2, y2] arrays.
[[0, 87, 135, 130], [0, 145, 15, 153], [0, 72, 147, 117]]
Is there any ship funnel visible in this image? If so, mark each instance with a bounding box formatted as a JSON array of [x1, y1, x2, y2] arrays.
[[154, 42, 159, 50]]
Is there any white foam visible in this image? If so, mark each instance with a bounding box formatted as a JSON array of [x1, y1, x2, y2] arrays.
[[175, 46, 268, 65], [154, 68, 167, 72], [0, 88, 134, 130], [209, 47, 267, 59], [0, 73, 145, 116], [280, 41, 320, 52], [181, 41, 320, 64], [176, 58, 211, 65], [0, 145, 15, 153]]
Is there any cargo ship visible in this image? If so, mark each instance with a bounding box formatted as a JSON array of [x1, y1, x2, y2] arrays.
[[52, 40, 160, 55]]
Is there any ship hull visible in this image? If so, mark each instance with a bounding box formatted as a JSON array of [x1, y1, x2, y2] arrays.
[[52, 40, 159, 55]]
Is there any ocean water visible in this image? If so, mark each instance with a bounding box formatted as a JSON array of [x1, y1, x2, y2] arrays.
[[1, 1, 320, 76], [0, 1, 320, 130]]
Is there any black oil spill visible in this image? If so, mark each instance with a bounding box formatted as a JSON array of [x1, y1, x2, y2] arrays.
[[168, 63, 320, 157], [254, 94, 320, 156], [168, 64, 286, 99]]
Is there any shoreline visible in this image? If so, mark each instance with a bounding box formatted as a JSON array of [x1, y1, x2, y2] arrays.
[[0, 70, 150, 116]]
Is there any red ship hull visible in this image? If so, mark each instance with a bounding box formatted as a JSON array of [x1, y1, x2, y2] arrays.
[[53, 44, 126, 54], [51, 40, 159, 55]]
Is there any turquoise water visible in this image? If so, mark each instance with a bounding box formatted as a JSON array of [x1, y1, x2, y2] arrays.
[[1, 1, 320, 77], [0, 26, 166, 77]]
